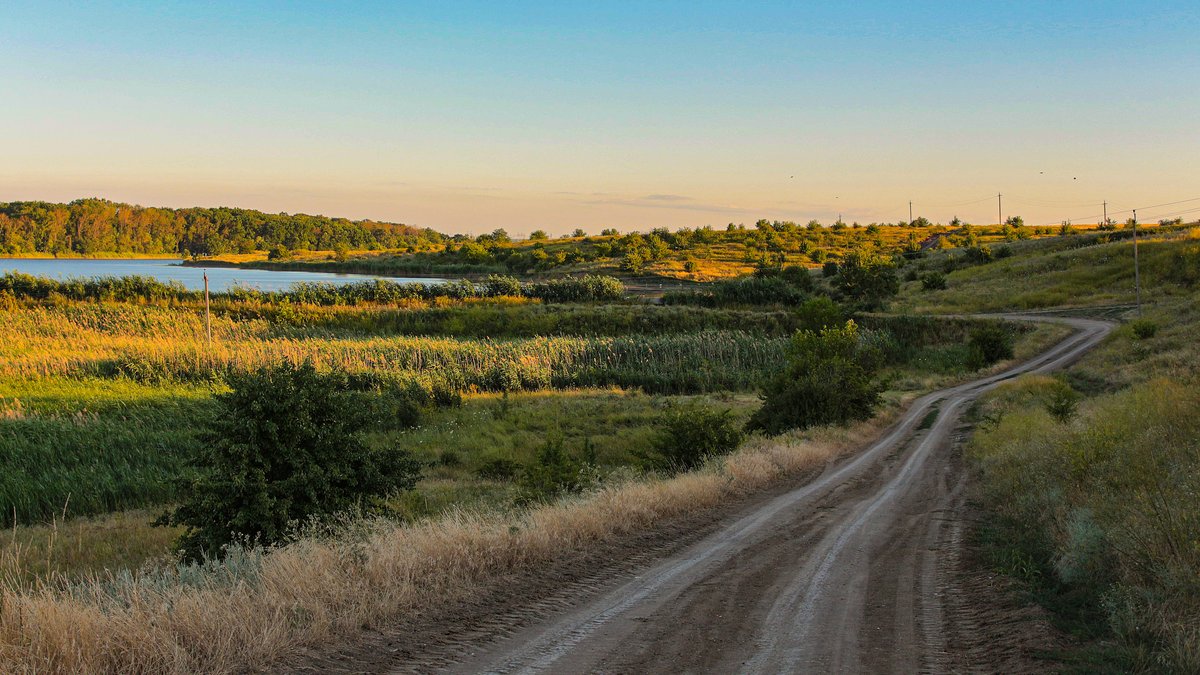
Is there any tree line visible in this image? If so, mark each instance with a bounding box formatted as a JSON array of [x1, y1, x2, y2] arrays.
[[0, 198, 448, 256]]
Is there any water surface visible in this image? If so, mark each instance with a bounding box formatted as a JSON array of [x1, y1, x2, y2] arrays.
[[0, 258, 446, 292]]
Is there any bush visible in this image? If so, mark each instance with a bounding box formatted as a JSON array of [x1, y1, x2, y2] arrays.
[[158, 362, 422, 561], [482, 274, 523, 297], [639, 406, 743, 473], [795, 296, 844, 332], [1044, 381, 1081, 423], [921, 271, 947, 291], [968, 324, 1014, 368], [1129, 318, 1158, 340], [834, 252, 899, 310], [747, 321, 884, 434], [475, 456, 520, 480], [515, 436, 591, 505]]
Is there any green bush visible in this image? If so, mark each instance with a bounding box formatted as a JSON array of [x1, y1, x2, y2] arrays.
[[968, 324, 1014, 368], [1044, 381, 1080, 423], [475, 456, 520, 480], [1129, 318, 1158, 340], [834, 252, 899, 310], [920, 271, 947, 291], [639, 406, 743, 473], [158, 362, 422, 561], [747, 321, 884, 434], [795, 296, 845, 332], [515, 436, 591, 505]]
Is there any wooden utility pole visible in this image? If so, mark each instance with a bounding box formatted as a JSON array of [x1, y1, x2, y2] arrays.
[[203, 271, 212, 348], [997, 193, 1003, 226], [908, 201, 913, 225], [1103, 200, 1108, 226], [1132, 209, 1141, 316]]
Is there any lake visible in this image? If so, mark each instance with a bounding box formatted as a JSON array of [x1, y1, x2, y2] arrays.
[[0, 258, 446, 292]]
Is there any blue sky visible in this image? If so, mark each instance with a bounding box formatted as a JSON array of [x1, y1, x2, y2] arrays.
[[1, 1, 1197, 233]]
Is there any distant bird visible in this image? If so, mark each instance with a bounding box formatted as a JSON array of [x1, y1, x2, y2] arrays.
[[1074, 177, 1077, 180], [789, 176, 794, 179]]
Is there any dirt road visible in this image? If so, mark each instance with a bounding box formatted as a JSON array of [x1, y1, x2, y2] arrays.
[[334, 316, 1109, 674]]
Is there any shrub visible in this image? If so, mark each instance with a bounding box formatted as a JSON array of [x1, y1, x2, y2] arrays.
[[267, 245, 292, 261], [515, 436, 590, 505], [834, 252, 899, 310], [747, 321, 883, 434], [158, 362, 422, 561], [639, 406, 743, 473], [921, 271, 947, 291], [482, 274, 523, 297], [1129, 318, 1158, 340], [968, 324, 1014, 368], [475, 457, 520, 480], [795, 296, 844, 332], [1044, 382, 1081, 423]]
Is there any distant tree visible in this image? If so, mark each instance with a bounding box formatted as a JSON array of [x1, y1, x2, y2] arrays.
[[834, 251, 899, 310], [572, 228, 587, 238], [333, 242, 350, 262], [529, 229, 549, 241]]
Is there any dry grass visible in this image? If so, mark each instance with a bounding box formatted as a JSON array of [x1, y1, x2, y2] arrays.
[[0, 406, 898, 673]]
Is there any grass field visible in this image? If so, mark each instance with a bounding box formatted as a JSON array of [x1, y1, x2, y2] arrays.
[[0, 223, 1148, 672]]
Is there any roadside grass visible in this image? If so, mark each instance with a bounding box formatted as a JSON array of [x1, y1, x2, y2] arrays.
[[0, 402, 903, 674], [970, 376, 1200, 673], [943, 225, 1200, 671], [1, 511, 182, 590]]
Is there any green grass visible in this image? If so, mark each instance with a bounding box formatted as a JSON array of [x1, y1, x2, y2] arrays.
[[945, 225, 1200, 671], [0, 378, 215, 524], [896, 226, 1200, 314]]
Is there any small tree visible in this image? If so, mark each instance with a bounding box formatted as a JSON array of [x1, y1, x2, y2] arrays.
[[747, 321, 883, 434], [529, 229, 549, 241], [834, 251, 899, 310], [639, 406, 742, 473], [159, 362, 421, 561]]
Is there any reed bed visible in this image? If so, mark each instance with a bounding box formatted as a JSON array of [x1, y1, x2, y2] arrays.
[[0, 304, 784, 393]]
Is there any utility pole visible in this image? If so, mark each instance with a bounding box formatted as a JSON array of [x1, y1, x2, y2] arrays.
[[1132, 209, 1141, 316], [908, 201, 913, 225], [203, 271, 212, 348], [1103, 200, 1108, 227], [997, 193, 1003, 226]]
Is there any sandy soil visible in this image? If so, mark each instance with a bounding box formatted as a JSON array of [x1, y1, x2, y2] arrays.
[[279, 316, 1111, 674]]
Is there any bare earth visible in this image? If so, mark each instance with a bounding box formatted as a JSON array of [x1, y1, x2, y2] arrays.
[[286, 316, 1112, 674]]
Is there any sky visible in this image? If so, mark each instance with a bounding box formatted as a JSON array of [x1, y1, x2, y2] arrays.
[[1, 1, 1198, 235]]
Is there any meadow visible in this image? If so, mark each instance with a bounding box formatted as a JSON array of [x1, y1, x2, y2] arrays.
[[0, 245, 1076, 672]]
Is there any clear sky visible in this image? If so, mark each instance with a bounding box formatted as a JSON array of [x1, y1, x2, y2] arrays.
[[2, 1, 1197, 234]]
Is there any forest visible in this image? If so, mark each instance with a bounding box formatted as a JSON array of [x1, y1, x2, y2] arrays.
[[0, 198, 448, 256]]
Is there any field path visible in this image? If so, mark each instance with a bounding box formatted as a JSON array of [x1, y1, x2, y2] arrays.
[[296, 316, 1112, 674]]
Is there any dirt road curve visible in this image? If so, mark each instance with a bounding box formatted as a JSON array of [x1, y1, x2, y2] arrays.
[[402, 316, 1112, 674]]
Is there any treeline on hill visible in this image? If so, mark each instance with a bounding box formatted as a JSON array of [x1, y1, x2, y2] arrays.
[[0, 199, 447, 256], [258, 216, 1065, 277], [356, 220, 942, 276], [663, 251, 901, 311]]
